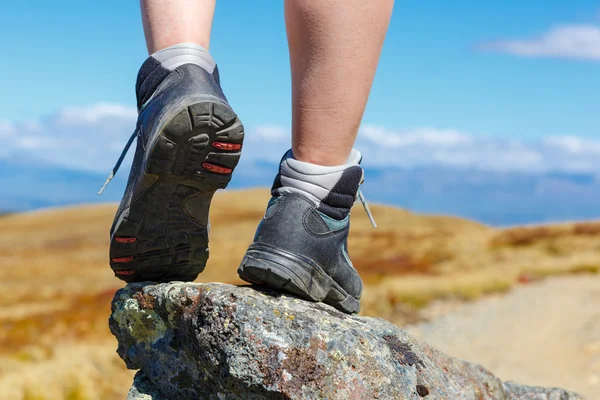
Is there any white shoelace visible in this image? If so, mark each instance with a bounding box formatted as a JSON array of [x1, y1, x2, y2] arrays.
[[97, 128, 138, 195], [357, 188, 377, 228], [98, 133, 377, 229]]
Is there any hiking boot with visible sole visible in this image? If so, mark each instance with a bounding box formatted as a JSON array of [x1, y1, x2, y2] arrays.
[[105, 47, 244, 283], [238, 150, 375, 314]]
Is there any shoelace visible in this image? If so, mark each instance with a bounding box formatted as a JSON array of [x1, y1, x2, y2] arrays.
[[357, 188, 377, 228], [98, 132, 378, 229], [97, 128, 138, 195], [357, 172, 377, 228], [357, 187, 377, 228]]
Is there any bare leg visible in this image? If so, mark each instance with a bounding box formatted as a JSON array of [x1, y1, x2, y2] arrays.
[[285, 0, 394, 165], [140, 0, 216, 53]]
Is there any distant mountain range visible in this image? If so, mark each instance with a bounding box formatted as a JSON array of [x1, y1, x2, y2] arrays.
[[1, 159, 598, 226], [362, 167, 600, 226]]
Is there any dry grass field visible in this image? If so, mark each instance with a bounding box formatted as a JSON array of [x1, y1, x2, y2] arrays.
[[1, 188, 599, 399]]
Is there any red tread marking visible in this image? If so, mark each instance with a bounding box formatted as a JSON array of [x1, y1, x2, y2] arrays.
[[202, 162, 232, 174], [115, 269, 136, 276], [212, 142, 242, 151], [115, 237, 137, 243], [112, 256, 135, 263]]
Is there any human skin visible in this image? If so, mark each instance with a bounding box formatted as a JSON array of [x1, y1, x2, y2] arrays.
[[140, 0, 215, 52], [139, 0, 394, 166], [285, 0, 395, 165]]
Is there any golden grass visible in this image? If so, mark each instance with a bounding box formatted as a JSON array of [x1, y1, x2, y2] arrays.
[[1, 188, 599, 399], [0, 341, 133, 400]]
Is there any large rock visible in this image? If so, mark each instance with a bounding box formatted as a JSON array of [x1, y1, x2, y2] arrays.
[[110, 283, 582, 400]]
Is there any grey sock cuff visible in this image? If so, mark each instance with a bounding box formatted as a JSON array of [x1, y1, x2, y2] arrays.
[[284, 149, 362, 174], [277, 149, 364, 202], [151, 42, 216, 73]]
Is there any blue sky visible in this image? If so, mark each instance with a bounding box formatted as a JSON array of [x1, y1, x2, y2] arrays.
[[1, 1, 600, 175]]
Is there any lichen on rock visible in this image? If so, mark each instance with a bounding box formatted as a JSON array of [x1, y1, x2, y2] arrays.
[[110, 282, 582, 400]]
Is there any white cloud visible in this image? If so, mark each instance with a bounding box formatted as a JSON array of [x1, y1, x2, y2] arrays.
[[544, 136, 600, 154], [0, 103, 138, 172], [1, 103, 599, 176], [479, 24, 600, 61], [254, 125, 288, 139], [355, 127, 551, 172], [361, 125, 472, 147], [0, 121, 16, 139], [18, 136, 46, 149], [53, 103, 138, 126]]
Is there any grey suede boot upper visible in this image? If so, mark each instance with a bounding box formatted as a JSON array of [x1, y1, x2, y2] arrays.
[[238, 150, 371, 313], [254, 191, 363, 299]]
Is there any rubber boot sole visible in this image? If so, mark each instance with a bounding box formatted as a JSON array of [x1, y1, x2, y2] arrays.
[[110, 99, 244, 283], [238, 243, 361, 314]]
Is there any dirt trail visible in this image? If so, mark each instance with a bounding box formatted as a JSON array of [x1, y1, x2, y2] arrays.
[[406, 276, 600, 399]]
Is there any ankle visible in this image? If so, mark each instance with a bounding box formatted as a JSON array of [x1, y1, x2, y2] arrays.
[[291, 147, 352, 167]]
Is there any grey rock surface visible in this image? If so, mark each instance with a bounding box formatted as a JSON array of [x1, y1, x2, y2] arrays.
[[111, 282, 583, 400], [502, 382, 583, 400], [127, 371, 164, 400]]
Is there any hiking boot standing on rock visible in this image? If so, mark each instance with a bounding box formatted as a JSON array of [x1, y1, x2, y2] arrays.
[[101, 0, 394, 314]]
